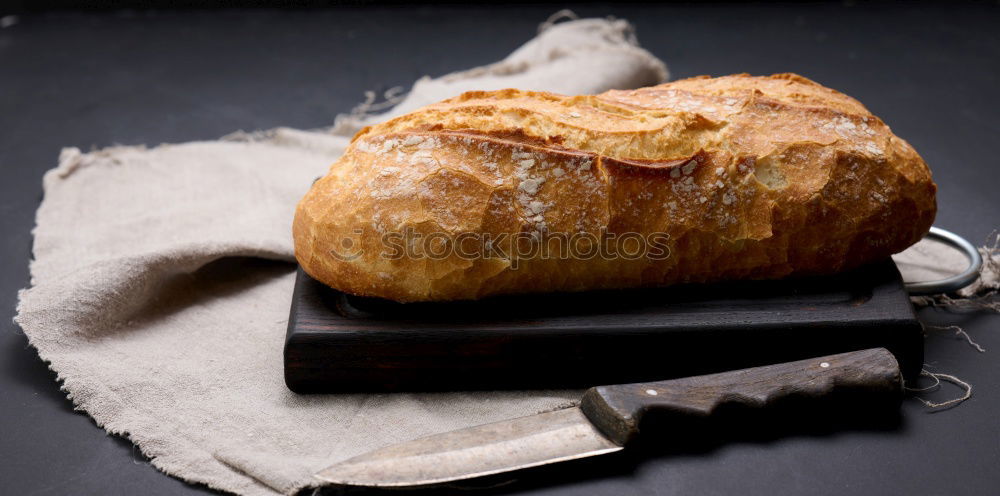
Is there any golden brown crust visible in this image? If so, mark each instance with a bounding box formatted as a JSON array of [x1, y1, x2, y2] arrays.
[[294, 73, 936, 302]]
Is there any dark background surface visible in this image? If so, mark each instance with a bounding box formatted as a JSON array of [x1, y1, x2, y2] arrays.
[[2, 3, 999, 495]]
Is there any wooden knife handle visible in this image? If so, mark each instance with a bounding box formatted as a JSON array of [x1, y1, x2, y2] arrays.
[[580, 348, 902, 445]]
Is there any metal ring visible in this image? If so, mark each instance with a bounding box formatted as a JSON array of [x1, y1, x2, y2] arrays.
[[904, 226, 983, 295]]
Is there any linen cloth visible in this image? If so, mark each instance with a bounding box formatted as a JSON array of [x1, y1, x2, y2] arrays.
[[894, 234, 1000, 309], [14, 16, 668, 496]]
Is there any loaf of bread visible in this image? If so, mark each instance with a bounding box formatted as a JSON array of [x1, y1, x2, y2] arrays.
[[294, 73, 936, 302]]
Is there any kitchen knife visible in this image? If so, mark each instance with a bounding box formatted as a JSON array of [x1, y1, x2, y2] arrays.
[[315, 348, 901, 487]]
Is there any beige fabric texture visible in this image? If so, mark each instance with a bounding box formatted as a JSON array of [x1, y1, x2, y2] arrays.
[[895, 234, 1000, 309], [14, 17, 668, 496]]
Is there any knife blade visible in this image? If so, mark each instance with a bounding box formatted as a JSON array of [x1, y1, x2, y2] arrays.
[[315, 348, 901, 487]]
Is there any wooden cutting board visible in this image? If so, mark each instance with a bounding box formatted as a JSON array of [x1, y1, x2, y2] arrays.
[[284, 259, 922, 393]]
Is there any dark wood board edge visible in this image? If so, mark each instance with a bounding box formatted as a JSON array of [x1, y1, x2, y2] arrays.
[[285, 260, 923, 393]]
